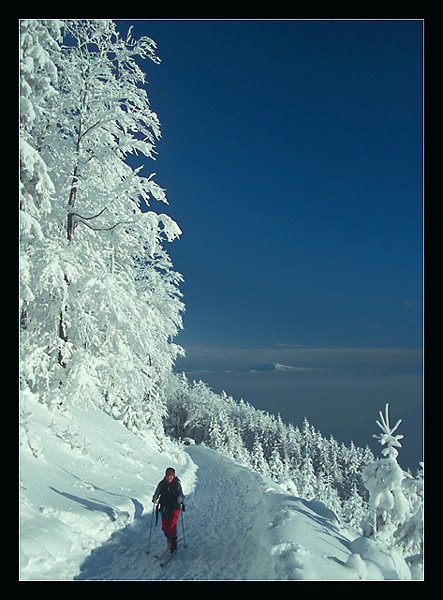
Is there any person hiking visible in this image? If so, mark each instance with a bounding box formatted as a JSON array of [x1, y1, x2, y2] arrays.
[[152, 467, 185, 552]]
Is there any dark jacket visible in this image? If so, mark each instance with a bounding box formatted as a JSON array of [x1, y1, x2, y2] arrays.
[[154, 477, 185, 513]]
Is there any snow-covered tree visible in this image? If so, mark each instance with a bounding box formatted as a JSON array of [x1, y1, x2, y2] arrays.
[[268, 447, 285, 482], [164, 373, 190, 439], [250, 434, 270, 476], [183, 381, 219, 441], [341, 482, 367, 528], [207, 415, 226, 449], [20, 20, 63, 385], [297, 455, 317, 501], [20, 20, 183, 437], [361, 404, 410, 545], [395, 462, 424, 564]]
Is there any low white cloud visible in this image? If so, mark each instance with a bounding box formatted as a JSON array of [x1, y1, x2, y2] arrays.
[[176, 344, 423, 376], [226, 363, 320, 375]]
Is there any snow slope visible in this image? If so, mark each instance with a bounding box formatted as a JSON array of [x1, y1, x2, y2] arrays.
[[20, 399, 415, 580], [20, 395, 197, 581]]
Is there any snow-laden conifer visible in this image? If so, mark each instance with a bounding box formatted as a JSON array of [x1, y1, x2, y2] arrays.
[[360, 403, 423, 567], [361, 404, 409, 545]]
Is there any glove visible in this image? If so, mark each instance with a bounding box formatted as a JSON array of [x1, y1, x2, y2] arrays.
[[152, 494, 159, 503], [177, 494, 184, 504]]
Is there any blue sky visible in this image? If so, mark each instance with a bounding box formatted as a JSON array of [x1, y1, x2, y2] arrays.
[[116, 19, 423, 470]]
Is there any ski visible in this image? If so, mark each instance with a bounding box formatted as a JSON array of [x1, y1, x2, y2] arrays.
[[154, 546, 171, 560], [146, 545, 169, 559], [160, 549, 177, 567], [148, 538, 182, 560]]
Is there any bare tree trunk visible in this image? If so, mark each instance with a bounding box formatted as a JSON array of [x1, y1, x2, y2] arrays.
[[58, 274, 69, 368], [67, 90, 86, 241]]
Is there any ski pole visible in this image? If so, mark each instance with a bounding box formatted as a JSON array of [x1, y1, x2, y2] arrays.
[[146, 502, 156, 554], [180, 504, 187, 548]]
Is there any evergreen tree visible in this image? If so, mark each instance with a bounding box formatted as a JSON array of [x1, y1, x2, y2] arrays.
[[268, 447, 285, 482], [250, 435, 270, 475], [341, 481, 367, 528], [297, 455, 317, 501], [316, 471, 342, 515], [208, 415, 225, 450], [361, 404, 409, 545], [395, 462, 424, 561]]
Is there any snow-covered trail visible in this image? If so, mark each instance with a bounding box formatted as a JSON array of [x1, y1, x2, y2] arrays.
[[74, 444, 365, 581], [75, 444, 279, 580], [162, 444, 279, 580]]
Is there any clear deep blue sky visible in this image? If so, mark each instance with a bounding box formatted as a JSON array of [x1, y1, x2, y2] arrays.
[[116, 19, 423, 470]]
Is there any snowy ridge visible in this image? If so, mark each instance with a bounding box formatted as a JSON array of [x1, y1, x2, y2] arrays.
[[20, 399, 419, 580]]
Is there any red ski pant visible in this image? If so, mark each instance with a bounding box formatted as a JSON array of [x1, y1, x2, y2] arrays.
[[161, 509, 180, 542]]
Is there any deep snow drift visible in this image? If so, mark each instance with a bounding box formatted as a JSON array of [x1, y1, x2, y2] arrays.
[[19, 398, 418, 580]]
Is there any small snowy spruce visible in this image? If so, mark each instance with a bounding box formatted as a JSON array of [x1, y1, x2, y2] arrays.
[[361, 404, 409, 545], [350, 404, 424, 579]]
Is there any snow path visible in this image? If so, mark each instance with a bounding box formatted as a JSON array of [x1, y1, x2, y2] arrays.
[[75, 444, 279, 580], [74, 444, 361, 580]]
